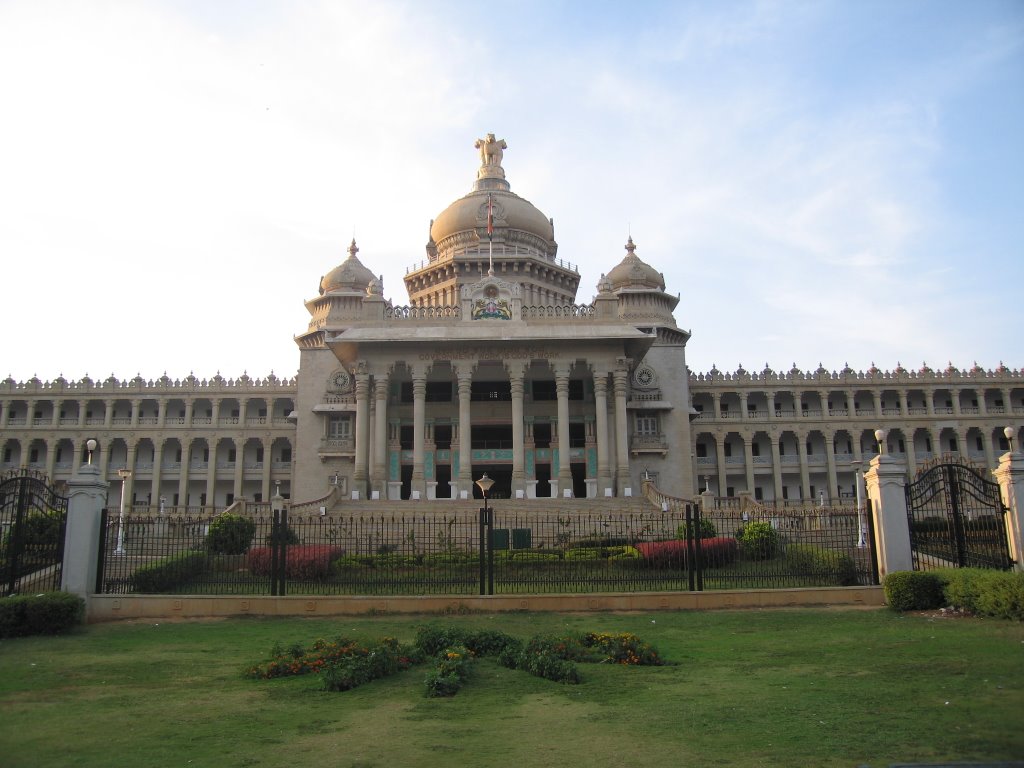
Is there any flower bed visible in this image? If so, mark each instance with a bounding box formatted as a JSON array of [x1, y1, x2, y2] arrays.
[[246, 545, 345, 580], [635, 537, 738, 567]]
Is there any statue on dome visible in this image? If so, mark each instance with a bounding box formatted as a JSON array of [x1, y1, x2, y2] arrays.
[[474, 133, 507, 169]]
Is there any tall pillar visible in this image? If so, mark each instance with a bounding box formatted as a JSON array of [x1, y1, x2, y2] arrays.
[[77, 398, 87, 428], [372, 373, 389, 497], [739, 392, 749, 420], [177, 439, 191, 508], [593, 368, 612, 495], [204, 440, 216, 511], [508, 361, 526, 497], [157, 398, 167, 428], [131, 398, 141, 427], [353, 369, 371, 498], [797, 433, 811, 501], [993, 450, 1024, 571], [103, 399, 114, 429], [456, 366, 473, 496], [62, 461, 108, 606], [151, 441, 164, 509], [770, 434, 783, 502], [864, 452, 912, 578], [613, 363, 631, 495], [743, 434, 755, 495], [554, 362, 573, 494], [898, 389, 909, 417], [232, 437, 245, 501], [260, 437, 272, 503], [410, 363, 428, 499], [825, 430, 838, 501], [716, 435, 727, 496], [925, 389, 936, 416]]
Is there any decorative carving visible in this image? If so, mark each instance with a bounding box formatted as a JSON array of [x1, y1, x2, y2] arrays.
[[328, 368, 352, 394], [633, 364, 658, 390], [474, 133, 507, 170], [472, 286, 512, 320]]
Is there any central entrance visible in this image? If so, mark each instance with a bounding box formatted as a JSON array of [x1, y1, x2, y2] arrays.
[[472, 464, 512, 499]]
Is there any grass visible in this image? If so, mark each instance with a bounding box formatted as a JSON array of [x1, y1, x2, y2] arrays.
[[1, 608, 1022, 767]]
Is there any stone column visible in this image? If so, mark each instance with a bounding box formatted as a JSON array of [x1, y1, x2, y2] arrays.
[[210, 399, 221, 427], [183, 400, 194, 428], [554, 362, 573, 495], [151, 441, 164, 510], [104, 399, 114, 428], [77, 399, 87, 428], [62, 462, 108, 606], [743, 434, 755, 495], [864, 452, 912, 578], [797, 433, 811, 501], [952, 389, 962, 416], [410, 363, 428, 499], [456, 366, 473, 498], [204, 441, 216, 511], [131, 399, 141, 427], [770, 434, 783, 503], [508, 361, 527, 497], [353, 369, 371, 498], [825, 430, 838, 501], [177, 439, 191, 508], [613, 364, 631, 495], [739, 392, 748, 420], [715, 436, 727, 496], [233, 437, 245, 501], [993, 450, 1024, 571], [157, 398, 167, 428], [261, 437, 272, 502], [925, 389, 936, 416], [372, 373, 389, 498], [712, 392, 721, 419], [593, 368, 612, 496]]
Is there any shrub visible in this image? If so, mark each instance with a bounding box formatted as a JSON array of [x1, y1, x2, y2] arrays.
[[424, 645, 474, 697], [635, 537, 738, 568], [0, 592, 84, 638], [786, 544, 859, 586], [323, 641, 408, 692], [131, 551, 208, 593], [737, 522, 780, 560], [580, 632, 664, 666], [676, 518, 718, 540], [247, 545, 345, 580], [883, 571, 944, 611], [937, 568, 1024, 621], [205, 514, 256, 555]]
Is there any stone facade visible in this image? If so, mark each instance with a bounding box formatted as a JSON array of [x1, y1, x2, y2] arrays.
[[1, 136, 1021, 510]]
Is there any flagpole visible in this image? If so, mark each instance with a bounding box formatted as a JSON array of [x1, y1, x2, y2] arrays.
[[487, 193, 494, 275]]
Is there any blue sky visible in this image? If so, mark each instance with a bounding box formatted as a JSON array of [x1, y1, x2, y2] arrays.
[[1, 0, 1021, 381]]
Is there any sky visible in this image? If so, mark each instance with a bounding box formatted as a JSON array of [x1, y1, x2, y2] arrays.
[[1, 0, 1021, 384]]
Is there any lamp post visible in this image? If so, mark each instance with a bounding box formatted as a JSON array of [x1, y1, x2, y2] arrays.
[[115, 468, 132, 555], [1005, 426, 1016, 454], [475, 473, 495, 596], [86, 438, 97, 465], [874, 429, 887, 455]]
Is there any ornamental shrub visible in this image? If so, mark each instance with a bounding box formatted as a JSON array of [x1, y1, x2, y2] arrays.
[[938, 568, 1024, 621], [205, 514, 256, 555], [737, 521, 779, 560], [883, 571, 944, 611], [0, 592, 84, 638], [131, 551, 208, 593], [424, 644, 474, 697], [676, 518, 718, 540], [785, 544, 859, 586], [635, 537, 738, 568], [246, 545, 345, 580]]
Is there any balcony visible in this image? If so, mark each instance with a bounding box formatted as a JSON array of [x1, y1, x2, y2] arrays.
[[630, 434, 668, 456]]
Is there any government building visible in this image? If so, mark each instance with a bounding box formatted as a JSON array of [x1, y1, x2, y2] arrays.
[[2, 136, 1022, 511]]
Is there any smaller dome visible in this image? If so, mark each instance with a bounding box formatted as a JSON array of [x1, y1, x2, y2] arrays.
[[321, 240, 377, 294], [605, 237, 665, 291]]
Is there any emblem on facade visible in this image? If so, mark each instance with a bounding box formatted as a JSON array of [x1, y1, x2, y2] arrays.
[[472, 285, 512, 320], [328, 368, 352, 393]]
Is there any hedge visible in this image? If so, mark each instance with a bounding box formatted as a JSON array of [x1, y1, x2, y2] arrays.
[[785, 544, 859, 586], [131, 551, 209, 593], [635, 537, 738, 568], [0, 592, 84, 638], [883, 571, 947, 611], [937, 568, 1024, 621], [247, 545, 345, 580]]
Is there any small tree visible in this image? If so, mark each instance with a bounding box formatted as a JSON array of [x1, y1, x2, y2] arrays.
[[206, 514, 256, 555]]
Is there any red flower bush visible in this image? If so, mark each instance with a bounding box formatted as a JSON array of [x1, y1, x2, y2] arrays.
[[247, 545, 345, 580], [636, 537, 738, 568]]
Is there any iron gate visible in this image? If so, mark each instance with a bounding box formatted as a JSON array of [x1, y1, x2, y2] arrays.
[[905, 460, 1012, 571], [0, 469, 69, 596]]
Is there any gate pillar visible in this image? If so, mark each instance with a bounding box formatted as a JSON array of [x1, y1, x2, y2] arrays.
[[62, 463, 108, 604], [993, 450, 1024, 571], [864, 454, 912, 578]]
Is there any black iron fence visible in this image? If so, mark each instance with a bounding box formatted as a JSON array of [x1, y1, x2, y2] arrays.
[[97, 502, 878, 596], [1, 470, 68, 596]]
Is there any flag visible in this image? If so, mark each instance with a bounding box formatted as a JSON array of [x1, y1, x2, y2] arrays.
[[487, 194, 494, 237]]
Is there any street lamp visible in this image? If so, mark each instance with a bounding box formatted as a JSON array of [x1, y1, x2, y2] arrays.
[[115, 468, 132, 555], [475, 473, 495, 596], [1004, 426, 1016, 453], [86, 438, 97, 465], [874, 429, 887, 455]]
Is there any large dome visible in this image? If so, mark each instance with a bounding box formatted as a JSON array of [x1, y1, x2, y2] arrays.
[[430, 189, 554, 246]]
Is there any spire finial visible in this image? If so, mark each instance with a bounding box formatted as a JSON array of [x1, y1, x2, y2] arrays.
[[625, 235, 636, 256], [348, 238, 359, 259]]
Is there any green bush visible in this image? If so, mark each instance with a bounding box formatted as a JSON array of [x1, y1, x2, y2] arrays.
[[786, 544, 859, 586], [131, 551, 208, 593], [0, 592, 84, 638], [737, 522, 780, 560], [676, 519, 718, 540], [264, 523, 300, 546], [883, 571, 945, 611], [937, 568, 1024, 621], [205, 514, 256, 555]]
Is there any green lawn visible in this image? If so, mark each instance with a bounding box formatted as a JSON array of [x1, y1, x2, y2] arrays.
[[1, 608, 1022, 767]]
